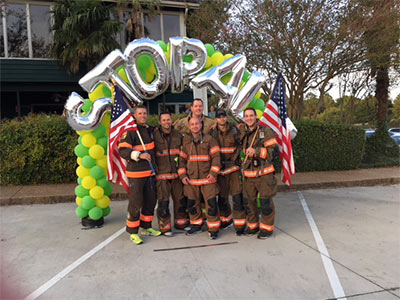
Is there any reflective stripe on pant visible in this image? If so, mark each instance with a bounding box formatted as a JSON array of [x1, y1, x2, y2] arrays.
[[232, 193, 247, 230], [243, 173, 277, 230], [156, 178, 188, 232], [184, 183, 220, 232], [126, 177, 156, 234]]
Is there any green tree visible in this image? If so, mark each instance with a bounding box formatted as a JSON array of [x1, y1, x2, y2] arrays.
[[51, 0, 122, 74], [186, 0, 230, 44], [392, 94, 400, 123]]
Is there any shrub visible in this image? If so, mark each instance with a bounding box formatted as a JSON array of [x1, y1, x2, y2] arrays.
[[276, 120, 366, 172], [0, 114, 77, 184], [361, 127, 400, 167]]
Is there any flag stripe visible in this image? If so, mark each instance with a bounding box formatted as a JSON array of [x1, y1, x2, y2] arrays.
[[107, 86, 137, 193], [259, 72, 295, 186]]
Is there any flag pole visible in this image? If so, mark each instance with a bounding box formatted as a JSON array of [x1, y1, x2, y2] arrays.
[[241, 74, 280, 174], [111, 80, 156, 175]]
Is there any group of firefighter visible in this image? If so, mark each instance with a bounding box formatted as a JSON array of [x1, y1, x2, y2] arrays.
[[118, 98, 278, 245]]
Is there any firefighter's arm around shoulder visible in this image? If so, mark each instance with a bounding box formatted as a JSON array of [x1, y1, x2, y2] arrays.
[[118, 132, 141, 162], [208, 136, 221, 178], [178, 144, 189, 182]]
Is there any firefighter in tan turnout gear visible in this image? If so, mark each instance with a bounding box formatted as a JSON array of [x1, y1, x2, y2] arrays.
[[118, 105, 161, 245], [154, 112, 189, 236], [174, 98, 215, 136], [178, 117, 222, 239], [209, 110, 242, 233], [239, 107, 279, 239]]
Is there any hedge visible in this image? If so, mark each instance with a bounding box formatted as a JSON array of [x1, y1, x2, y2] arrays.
[[1, 115, 371, 185], [0, 114, 77, 184], [288, 120, 366, 172]]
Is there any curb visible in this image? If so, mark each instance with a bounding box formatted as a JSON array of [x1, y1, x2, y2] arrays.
[[1, 177, 399, 206]]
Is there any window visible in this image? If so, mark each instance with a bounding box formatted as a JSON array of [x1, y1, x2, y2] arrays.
[[163, 13, 180, 42], [143, 13, 161, 41], [30, 4, 51, 58], [121, 11, 183, 48], [1, 2, 52, 58], [6, 3, 28, 57], [158, 102, 190, 114]]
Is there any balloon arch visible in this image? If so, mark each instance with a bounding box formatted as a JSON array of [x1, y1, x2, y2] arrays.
[[64, 37, 268, 222]]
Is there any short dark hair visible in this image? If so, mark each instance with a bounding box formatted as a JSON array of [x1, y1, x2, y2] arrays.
[[244, 107, 257, 116], [192, 98, 203, 105], [132, 105, 147, 115], [159, 111, 171, 120]]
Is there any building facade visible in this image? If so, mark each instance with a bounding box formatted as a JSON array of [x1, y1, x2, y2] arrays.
[[0, 0, 200, 119]]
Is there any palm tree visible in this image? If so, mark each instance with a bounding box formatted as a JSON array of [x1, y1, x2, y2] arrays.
[[51, 0, 122, 74]]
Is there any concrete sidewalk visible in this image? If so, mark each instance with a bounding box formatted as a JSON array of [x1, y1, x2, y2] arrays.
[[1, 166, 399, 206]]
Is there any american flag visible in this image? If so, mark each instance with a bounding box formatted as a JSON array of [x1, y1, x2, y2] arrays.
[[107, 86, 137, 193], [259, 72, 295, 186]]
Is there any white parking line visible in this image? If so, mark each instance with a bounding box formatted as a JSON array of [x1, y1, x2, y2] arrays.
[[297, 191, 347, 300], [24, 227, 125, 300]]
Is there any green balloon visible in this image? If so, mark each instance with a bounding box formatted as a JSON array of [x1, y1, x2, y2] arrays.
[[74, 144, 89, 158], [251, 98, 266, 112], [157, 40, 167, 51], [205, 43, 215, 57], [82, 155, 96, 168], [75, 185, 89, 197], [104, 184, 113, 196], [103, 206, 111, 217], [76, 206, 89, 218], [81, 99, 92, 114], [243, 71, 251, 82], [77, 177, 82, 185], [102, 85, 112, 98], [137, 54, 151, 70], [97, 176, 109, 188], [183, 55, 193, 63], [97, 136, 108, 150], [81, 195, 96, 210], [89, 206, 103, 220], [90, 166, 104, 179], [92, 124, 106, 138]]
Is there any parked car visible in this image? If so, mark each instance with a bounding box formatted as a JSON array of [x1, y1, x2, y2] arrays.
[[390, 133, 400, 145], [388, 128, 400, 136], [365, 129, 376, 137]]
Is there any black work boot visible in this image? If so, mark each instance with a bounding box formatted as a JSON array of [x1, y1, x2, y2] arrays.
[[257, 230, 273, 239], [208, 231, 218, 240], [185, 225, 202, 236], [236, 229, 245, 236], [245, 227, 259, 236], [221, 220, 233, 230]]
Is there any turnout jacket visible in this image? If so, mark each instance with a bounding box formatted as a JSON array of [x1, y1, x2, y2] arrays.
[[154, 127, 183, 181], [178, 133, 221, 185], [118, 124, 156, 178], [209, 123, 241, 176], [239, 123, 278, 178], [174, 113, 216, 136]]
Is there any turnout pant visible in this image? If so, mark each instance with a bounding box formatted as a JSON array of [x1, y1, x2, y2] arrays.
[[126, 176, 157, 234], [184, 183, 220, 232], [156, 178, 189, 232], [243, 173, 277, 233], [217, 170, 242, 226]]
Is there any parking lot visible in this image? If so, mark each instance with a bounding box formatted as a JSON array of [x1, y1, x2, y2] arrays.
[[1, 185, 399, 300]]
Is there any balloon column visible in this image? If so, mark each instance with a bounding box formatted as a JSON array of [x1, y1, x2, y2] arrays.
[[72, 84, 113, 225]]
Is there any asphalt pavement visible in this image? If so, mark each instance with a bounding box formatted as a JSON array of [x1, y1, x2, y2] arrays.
[[1, 185, 399, 300]]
